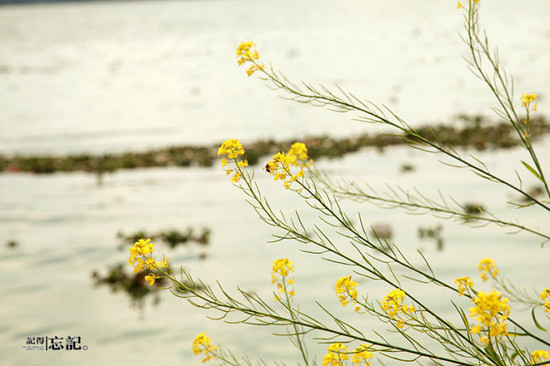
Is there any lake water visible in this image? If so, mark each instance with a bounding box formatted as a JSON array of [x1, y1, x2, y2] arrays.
[[1, 0, 549, 365]]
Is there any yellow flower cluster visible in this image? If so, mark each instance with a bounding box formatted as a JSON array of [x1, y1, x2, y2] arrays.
[[218, 138, 245, 159], [271, 258, 295, 299], [218, 139, 248, 183], [540, 288, 550, 313], [478, 258, 498, 282], [522, 93, 538, 111], [454, 276, 474, 296], [351, 344, 373, 365], [322, 343, 348, 366], [531, 350, 549, 364], [322, 343, 372, 366], [469, 290, 510, 345], [191, 332, 218, 363], [335, 276, 361, 312], [128, 238, 168, 286], [236, 41, 264, 76], [381, 289, 415, 329], [266, 142, 313, 189]]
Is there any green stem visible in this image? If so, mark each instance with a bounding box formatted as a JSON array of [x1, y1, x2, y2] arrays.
[[465, 3, 550, 200], [283, 277, 310, 366], [327, 185, 550, 243], [170, 273, 478, 366]]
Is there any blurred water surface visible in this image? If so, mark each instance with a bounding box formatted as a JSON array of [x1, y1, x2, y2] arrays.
[[0, 0, 549, 365], [0, 0, 549, 154]]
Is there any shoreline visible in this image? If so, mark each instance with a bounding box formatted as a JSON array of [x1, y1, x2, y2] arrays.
[[1, 114, 548, 174]]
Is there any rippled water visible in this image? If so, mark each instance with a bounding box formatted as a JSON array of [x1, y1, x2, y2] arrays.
[[1, 0, 549, 365]]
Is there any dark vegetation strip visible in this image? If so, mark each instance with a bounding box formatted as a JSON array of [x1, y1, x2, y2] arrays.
[[2, 115, 548, 174], [92, 226, 211, 309]]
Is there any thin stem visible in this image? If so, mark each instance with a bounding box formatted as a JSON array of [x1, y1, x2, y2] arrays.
[[170, 272, 478, 366], [282, 277, 310, 366], [323, 180, 550, 243]]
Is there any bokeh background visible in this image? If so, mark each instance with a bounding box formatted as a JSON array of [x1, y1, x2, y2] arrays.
[[1, 0, 549, 364]]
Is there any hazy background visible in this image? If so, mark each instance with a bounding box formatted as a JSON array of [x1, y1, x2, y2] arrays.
[[1, 0, 549, 365]]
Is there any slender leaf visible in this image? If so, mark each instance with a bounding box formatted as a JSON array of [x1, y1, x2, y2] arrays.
[[522, 160, 544, 182]]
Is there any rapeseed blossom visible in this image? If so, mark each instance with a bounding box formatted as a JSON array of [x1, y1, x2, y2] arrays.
[[381, 288, 415, 329], [218, 139, 248, 183], [271, 258, 295, 299], [218, 138, 245, 160], [128, 238, 168, 286], [478, 258, 498, 282], [531, 350, 549, 364], [351, 344, 373, 365], [540, 288, 550, 313], [322, 343, 349, 366], [454, 276, 474, 296], [272, 258, 294, 277], [522, 93, 538, 111], [236, 41, 264, 76], [144, 273, 162, 286], [335, 275, 361, 312], [191, 332, 218, 363], [469, 290, 510, 345], [266, 142, 313, 189]]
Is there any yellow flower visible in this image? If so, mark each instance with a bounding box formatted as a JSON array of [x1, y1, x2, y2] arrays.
[[144, 273, 161, 286], [230, 172, 242, 183], [191, 332, 208, 355], [218, 139, 247, 183], [128, 238, 154, 264], [540, 288, 550, 313], [271, 258, 296, 299], [351, 344, 373, 365], [381, 288, 415, 328], [322, 352, 341, 366], [522, 93, 538, 110], [236, 41, 264, 76], [531, 350, 549, 364], [469, 290, 510, 344], [335, 275, 359, 310], [322, 343, 349, 366], [272, 258, 294, 276], [288, 142, 309, 160], [454, 276, 474, 296], [191, 332, 218, 363], [158, 258, 168, 268], [266, 142, 313, 189], [128, 238, 168, 283], [218, 139, 245, 159], [236, 41, 258, 61], [478, 258, 498, 282]]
